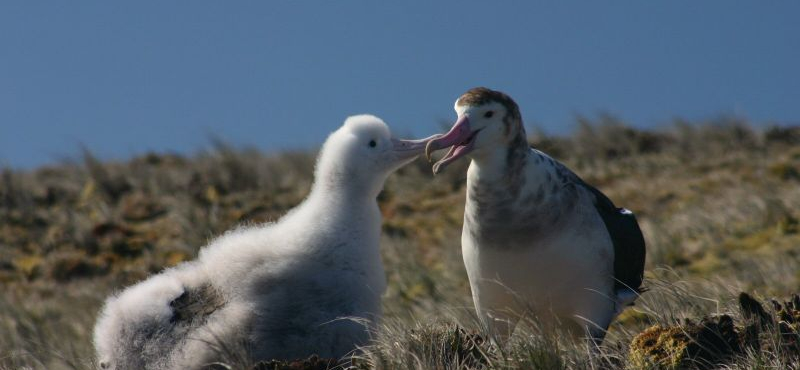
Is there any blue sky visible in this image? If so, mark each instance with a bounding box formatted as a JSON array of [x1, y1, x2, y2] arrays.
[[1, 2, 798, 168]]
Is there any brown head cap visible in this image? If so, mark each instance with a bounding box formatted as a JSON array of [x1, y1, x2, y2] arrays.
[[456, 87, 522, 122]]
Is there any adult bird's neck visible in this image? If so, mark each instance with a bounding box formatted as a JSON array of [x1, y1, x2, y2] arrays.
[[467, 128, 530, 198]]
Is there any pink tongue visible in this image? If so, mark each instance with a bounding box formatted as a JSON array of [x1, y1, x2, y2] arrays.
[[450, 144, 472, 158], [432, 143, 472, 174]]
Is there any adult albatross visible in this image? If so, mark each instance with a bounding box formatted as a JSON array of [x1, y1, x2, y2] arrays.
[[425, 87, 646, 344]]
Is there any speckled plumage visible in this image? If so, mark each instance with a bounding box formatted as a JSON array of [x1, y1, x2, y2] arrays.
[[438, 87, 646, 343]]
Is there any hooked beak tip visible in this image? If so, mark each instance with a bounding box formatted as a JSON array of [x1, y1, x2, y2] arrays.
[[432, 160, 448, 175], [425, 140, 435, 162]]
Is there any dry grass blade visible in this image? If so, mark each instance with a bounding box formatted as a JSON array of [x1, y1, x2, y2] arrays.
[[1, 119, 799, 369]]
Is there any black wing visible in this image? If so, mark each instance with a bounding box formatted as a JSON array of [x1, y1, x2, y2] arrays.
[[583, 184, 646, 293], [535, 153, 646, 292]]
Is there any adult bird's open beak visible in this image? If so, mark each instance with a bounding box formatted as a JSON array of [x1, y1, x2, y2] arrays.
[[424, 115, 480, 174]]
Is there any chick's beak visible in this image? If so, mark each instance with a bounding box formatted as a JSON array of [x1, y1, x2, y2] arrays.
[[391, 135, 439, 160]]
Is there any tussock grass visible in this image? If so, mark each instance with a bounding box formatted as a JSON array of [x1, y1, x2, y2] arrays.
[[1, 117, 799, 369]]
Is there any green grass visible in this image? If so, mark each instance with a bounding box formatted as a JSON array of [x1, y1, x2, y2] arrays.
[[1, 117, 799, 369]]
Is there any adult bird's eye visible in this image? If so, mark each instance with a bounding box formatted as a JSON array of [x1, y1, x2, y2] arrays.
[[484, 111, 494, 118], [368, 140, 377, 148]]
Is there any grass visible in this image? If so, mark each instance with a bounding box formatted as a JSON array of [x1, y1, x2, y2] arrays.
[[1, 116, 799, 369]]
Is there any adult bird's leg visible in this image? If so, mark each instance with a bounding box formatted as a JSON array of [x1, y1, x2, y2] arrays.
[[484, 312, 519, 345]]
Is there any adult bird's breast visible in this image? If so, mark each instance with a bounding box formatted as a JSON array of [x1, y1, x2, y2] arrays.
[[464, 181, 580, 250]]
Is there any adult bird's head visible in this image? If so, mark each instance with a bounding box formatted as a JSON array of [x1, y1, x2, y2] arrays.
[[426, 87, 524, 174]]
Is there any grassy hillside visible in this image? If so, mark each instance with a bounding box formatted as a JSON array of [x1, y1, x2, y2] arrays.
[[2, 116, 800, 369]]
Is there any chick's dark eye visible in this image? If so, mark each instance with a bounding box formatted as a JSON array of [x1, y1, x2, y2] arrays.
[[368, 140, 377, 148], [484, 111, 494, 118]]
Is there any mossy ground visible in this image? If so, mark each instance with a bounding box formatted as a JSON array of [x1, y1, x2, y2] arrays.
[[2, 118, 800, 369]]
